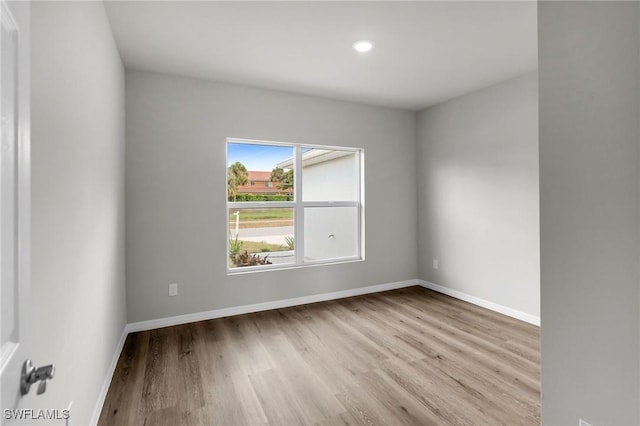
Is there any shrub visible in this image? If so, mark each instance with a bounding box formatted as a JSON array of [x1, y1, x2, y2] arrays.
[[229, 234, 243, 258], [230, 194, 293, 202], [232, 251, 272, 267], [284, 236, 294, 250]]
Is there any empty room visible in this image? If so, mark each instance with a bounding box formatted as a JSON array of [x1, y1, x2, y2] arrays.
[[2, 1, 640, 425]]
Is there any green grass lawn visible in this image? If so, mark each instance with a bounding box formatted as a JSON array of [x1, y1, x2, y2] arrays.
[[229, 208, 293, 222], [239, 240, 290, 253]]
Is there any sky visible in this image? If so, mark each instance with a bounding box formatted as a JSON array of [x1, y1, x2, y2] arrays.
[[227, 142, 293, 171]]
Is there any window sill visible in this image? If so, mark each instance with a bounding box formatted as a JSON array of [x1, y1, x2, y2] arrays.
[[226, 257, 364, 275]]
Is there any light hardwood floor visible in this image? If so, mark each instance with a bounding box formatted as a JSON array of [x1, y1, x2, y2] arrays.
[[98, 286, 540, 425]]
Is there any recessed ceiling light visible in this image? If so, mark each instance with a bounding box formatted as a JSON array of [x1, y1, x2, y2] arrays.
[[352, 40, 374, 53]]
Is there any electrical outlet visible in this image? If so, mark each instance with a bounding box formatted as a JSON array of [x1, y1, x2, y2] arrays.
[[579, 420, 592, 426], [168, 283, 178, 297], [433, 259, 439, 269]]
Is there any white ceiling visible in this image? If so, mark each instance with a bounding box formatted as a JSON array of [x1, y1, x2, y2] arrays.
[[104, 1, 537, 111]]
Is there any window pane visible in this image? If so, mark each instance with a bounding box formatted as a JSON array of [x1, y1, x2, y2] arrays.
[[229, 208, 294, 268], [227, 142, 294, 202], [304, 206, 358, 261], [302, 148, 358, 202]]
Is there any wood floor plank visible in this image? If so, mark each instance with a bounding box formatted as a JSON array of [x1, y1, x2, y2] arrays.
[[393, 291, 539, 358], [193, 320, 267, 426], [175, 323, 206, 411], [98, 332, 149, 426], [360, 294, 540, 393], [258, 332, 345, 420], [312, 411, 364, 426], [375, 357, 489, 426], [99, 287, 540, 425], [274, 308, 368, 395], [141, 327, 180, 414], [216, 314, 277, 376]]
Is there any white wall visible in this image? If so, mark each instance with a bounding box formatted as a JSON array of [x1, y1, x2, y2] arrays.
[[302, 153, 360, 260], [416, 72, 540, 319], [125, 70, 417, 323], [538, 2, 640, 424], [31, 2, 126, 424], [304, 206, 359, 261], [302, 153, 359, 201]]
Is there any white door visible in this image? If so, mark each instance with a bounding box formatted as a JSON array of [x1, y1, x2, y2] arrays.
[[0, 0, 31, 422]]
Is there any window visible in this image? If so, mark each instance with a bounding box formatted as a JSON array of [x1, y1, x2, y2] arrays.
[[227, 138, 363, 272]]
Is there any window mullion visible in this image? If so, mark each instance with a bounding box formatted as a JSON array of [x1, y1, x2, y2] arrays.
[[300, 201, 359, 208], [294, 145, 304, 265], [293, 145, 304, 265]]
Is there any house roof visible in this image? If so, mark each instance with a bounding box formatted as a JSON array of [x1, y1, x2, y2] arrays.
[[237, 170, 289, 194], [247, 171, 271, 181]]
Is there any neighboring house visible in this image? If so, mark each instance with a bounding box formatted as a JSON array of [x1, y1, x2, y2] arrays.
[[237, 171, 289, 195], [277, 149, 359, 201], [278, 149, 360, 261]]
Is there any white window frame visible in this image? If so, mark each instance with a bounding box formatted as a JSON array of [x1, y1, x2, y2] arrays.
[[226, 137, 365, 273]]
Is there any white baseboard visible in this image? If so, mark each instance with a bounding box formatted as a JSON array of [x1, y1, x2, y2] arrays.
[[90, 326, 128, 426], [417, 280, 540, 326], [127, 279, 419, 333]]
